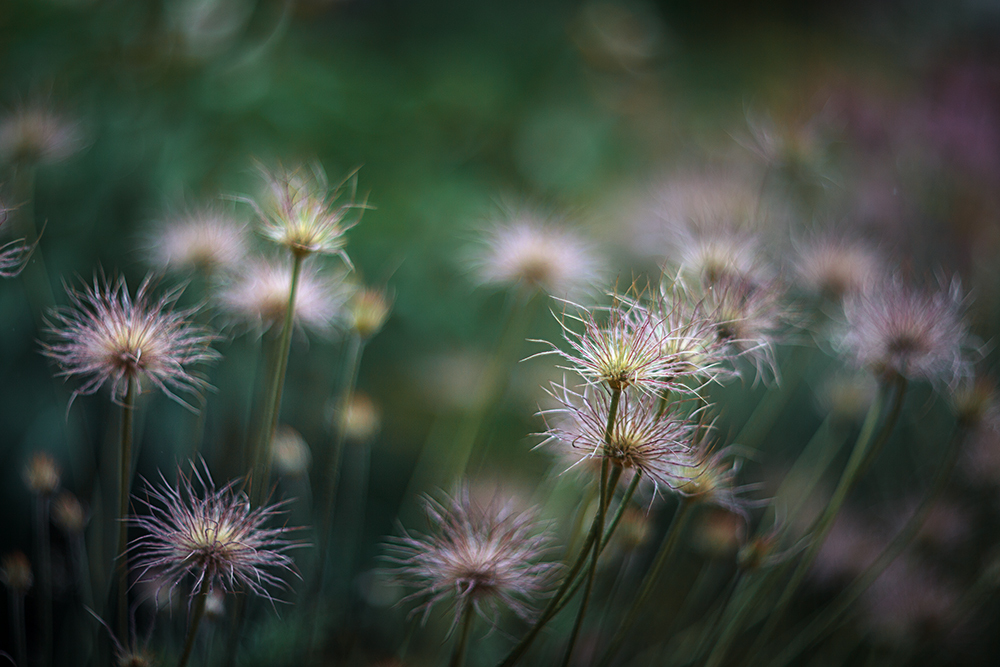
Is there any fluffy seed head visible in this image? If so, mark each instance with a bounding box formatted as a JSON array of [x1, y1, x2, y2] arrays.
[[23, 452, 61, 496], [347, 285, 392, 339], [146, 207, 249, 275], [668, 440, 752, 518], [215, 257, 348, 336], [250, 163, 365, 261], [840, 276, 972, 386], [52, 491, 88, 534], [540, 383, 697, 494], [271, 425, 311, 477], [383, 488, 558, 629], [471, 212, 602, 297], [0, 552, 33, 594], [338, 391, 381, 442], [0, 105, 83, 165], [42, 274, 220, 410], [794, 236, 882, 300], [129, 461, 300, 605]]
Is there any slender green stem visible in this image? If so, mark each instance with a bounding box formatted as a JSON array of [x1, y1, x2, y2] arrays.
[[733, 345, 811, 452], [10, 593, 26, 667], [449, 604, 476, 667], [36, 495, 52, 667], [117, 377, 138, 644], [596, 499, 695, 667], [767, 424, 967, 667], [178, 588, 209, 667], [496, 469, 637, 667], [251, 251, 304, 508], [746, 377, 907, 664]]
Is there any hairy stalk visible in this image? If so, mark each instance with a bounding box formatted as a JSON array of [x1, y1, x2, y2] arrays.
[[449, 603, 476, 667], [745, 376, 907, 664], [117, 377, 138, 643], [178, 588, 209, 667], [36, 495, 52, 667], [767, 424, 967, 667], [596, 498, 695, 667], [496, 468, 637, 667]]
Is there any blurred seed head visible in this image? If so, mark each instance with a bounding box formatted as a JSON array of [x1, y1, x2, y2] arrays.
[[215, 257, 349, 336], [348, 285, 392, 339], [129, 460, 301, 605], [817, 371, 878, 422], [383, 487, 558, 629], [793, 236, 882, 301], [204, 588, 226, 621], [950, 374, 998, 429], [540, 383, 697, 494], [339, 391, 382, 442], [23, 451, 61, 496], [52, 491, 88, 534], [0, 104, 83, 166], [692, 508, 744, 559], [470, 211, 603, 298], [669, 441, 751, 517], [43, 274, 220, 410], [250, 163, 365, 262], [840, 276, 972, 386], [271, 425, 311, 477], [146, 207, 249, 276], [0, 551, 33, 594]]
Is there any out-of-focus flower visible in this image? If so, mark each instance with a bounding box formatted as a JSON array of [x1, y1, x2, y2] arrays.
[[840, 276, 972, 386], [816, 371, 878, 422], [347, 285, 392, 339], [793, 236, 882, 301], [338, 391, 382, 442], [0, 104, 83, 166], [215, 257, 349, 336], [248, 163, 366, 262], [129, 461, 300, 605], [43, 274, 220, 409], [145, 207, 249, 275], [383, 487, 558, 629], [0, 552, 33, 594], [677, 229, 771, 289], [23, 452, 61, 496], [52, 491, 88, 534], [470, 211, 603, 298], [271, 425, 311, 477], [540, 384, 696, 494], [669, 439, 753, 518], [692, 508, 745, 559], [570, 1, 665, 73]]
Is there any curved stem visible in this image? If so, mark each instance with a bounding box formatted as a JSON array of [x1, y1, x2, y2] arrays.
[[178, 588, 209, 667], [117, 377, 138, 644], [767, 424, 967, 667], [596, 499, 695, 667], [746, 377, 907, 665], [449, 604, 476, 667]]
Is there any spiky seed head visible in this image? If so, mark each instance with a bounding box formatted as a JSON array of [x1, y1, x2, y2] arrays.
[[0, 551, 33, 594], [52, 491, 88, 534], [251, 163, 365, 261], [840, 276, 972, 386], [0, 105, 83, 166], [146, 207, 249, 275], [23, 451, 61, 496], [668, 441, 751, 518], [129, 461, 301, 605], [42, 274, 220, 410], [794, 236, 882, 300], [215, 256, 348, 336], [383, 487, 558, 629], [471, 213, 602, 298], [271, 425, 311, 477], [0, 237, 33, 278], [348, 285, 392, 339], [540, 383, 697, 494]]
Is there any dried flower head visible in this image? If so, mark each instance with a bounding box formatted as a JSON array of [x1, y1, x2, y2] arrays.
[[146, 207, 249, 275], [540, 384, 696, 494], [471, 213, 602, 297], [216, 257, 348, 336], [129, 461, 300, 605], [384, 488, 558, 629], [23, 452, 61, 496], [43, 274, 219, 410], [537, 293, 699, 395], [840, 276, 972, 386], [0, 552, 33, 594], [669, 440, 754, 518], [0, 104, 83, 165], [794, 236, 882, 300], [249, 163, 366, 261], [348, 285, 392, 339], [52, 491, 88, 534]]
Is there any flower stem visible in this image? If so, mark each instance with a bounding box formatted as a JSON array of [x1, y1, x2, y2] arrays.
[[35, 495, 52, 667], [10, 592, 27, 667], [250, 251, 304, 508], [117, 377, 138, 644], [745, 376, 907, 664], [596, 498, 695, 667], [178, 588, 209, 667], [767, 423, 967, 667], [449, 603, 476, 667]]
